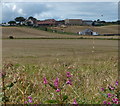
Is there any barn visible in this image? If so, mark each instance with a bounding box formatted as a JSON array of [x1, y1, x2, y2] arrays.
[[78, 29, 98, 35]]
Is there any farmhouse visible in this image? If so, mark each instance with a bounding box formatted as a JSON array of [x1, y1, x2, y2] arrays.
[[36, 19, 56, 26], [25, 18, 37, 26], [65, 19, 83, 25], [79, 29, 98, 35], [56, 20, 65, 26]]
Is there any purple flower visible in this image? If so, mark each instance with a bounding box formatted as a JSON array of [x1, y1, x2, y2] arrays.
[[28, 96, 32, 100], [66, 72, 72, 78], [115, 81, 118, 86], [101, 88, 105, 91], [43, 77, 48, 84], [66, 79, 72, 85], [28, 99, 32, 103], [56, 88, 60, 92], [54, 78, 59, 88], [114, 101, 119, 104], [112, 98, 119, 104], [108, 85, 115, 90], [107, 102, 111, 104], [73, 99, 78, 105], [28, 96, 32, 103], [24, 101, 28, 104], [107, 93, 112, 98], [103, 101, 107, 104]]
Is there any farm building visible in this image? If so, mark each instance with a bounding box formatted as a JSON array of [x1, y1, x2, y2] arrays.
[[56, 20, 65, 26], [36, 19, 56, 26], [82, 20, 93, 26], [78, 29, 98, 35], [65, 19, 83, 25], [25, 19, 37, 26], [1, 23, 10, 26]]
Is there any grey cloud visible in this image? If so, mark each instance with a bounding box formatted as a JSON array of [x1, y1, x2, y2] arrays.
[[2, 3, 52, 22], [2, 2, 118, 22]]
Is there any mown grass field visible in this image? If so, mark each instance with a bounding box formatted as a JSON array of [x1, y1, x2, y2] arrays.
[[2, 38, 118, 104]]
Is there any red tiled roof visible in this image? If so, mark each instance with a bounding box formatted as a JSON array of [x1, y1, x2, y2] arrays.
[[37, 20, 56, 25]]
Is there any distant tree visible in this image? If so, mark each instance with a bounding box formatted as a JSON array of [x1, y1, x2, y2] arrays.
[[117, 20, 120, 24], [97, 19, 100, 22], [100, 21, 106, 23], [8, 21, 16, 26], [92, 21, 96, 26], [28, 16, 37, 21], [15, 17, 26, 25]]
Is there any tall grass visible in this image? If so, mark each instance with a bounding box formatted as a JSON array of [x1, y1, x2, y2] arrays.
[[1, 55, 118, 104]]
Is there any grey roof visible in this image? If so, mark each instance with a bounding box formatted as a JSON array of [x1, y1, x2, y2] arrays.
[[81, 29, 93, 33]]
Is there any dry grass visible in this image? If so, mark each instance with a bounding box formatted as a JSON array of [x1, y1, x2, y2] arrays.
[[2, 27, 77, 39], [51, 25, 119, 34], [3, 39, 118, 64], [2, 26, 119, 39], [2, 38, 118, 104]]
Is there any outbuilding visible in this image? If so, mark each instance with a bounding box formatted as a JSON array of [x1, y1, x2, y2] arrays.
[[78, 29, 99, 35]]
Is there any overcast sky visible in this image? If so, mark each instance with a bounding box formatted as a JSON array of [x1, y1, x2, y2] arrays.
[[2, 2, 118, 22]]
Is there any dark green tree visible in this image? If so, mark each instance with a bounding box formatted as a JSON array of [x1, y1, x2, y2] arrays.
[[28, 16, 37, 21], [8, 21, 16, 26], [97, 19, 100, 22], [15, 17, 26, 25]]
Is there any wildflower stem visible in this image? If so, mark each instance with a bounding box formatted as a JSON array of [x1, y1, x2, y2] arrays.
[[69, 85, 80, 99]]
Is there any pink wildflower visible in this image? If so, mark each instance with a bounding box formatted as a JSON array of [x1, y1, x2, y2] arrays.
[[54, 78, 59, 88], [73, 99, 78, 105], [28, 96, 32, 99], [115, 81, 118, 86], [112, 98, 119, 104], [103, 100, 107, 104], [24, 101, 28, 104], [28, 99, 32, 103], [66, 79, 72, 85], [108, 85, 115, 90], [56, 88, 60, 92], [101, 88, 105, 91], [107, 93, 112, 98], [66, 72, 72, 78], [107, 102, 111, 104], [43, 77, 48, 84], [28, 96, 32, 103]]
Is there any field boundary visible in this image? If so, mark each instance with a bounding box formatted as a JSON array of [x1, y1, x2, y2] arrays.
[[2, 37, 120, 40]]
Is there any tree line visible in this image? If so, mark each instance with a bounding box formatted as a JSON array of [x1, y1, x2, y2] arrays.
[[8, 16, 37, 26], [6, 17, 120, 26]]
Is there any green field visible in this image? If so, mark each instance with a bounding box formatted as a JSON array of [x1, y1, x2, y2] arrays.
[[2, 38, 118, 104]]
